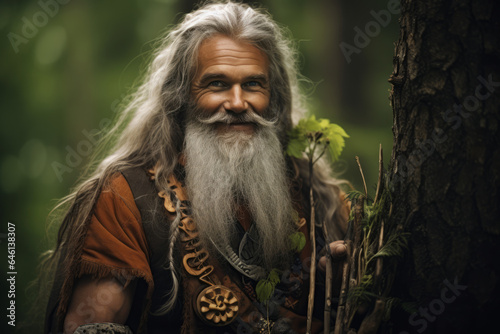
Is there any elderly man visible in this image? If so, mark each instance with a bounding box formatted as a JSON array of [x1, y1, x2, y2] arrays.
[[44, 2, 349, 333]]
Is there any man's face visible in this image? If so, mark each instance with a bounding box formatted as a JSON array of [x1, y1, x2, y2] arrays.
[[185, 37, 293, 270], [191, 35, 271, 136]]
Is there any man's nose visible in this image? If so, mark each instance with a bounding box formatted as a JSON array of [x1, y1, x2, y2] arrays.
[[224, 86, 247, 113]]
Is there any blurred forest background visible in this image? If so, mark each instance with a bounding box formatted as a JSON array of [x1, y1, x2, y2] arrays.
[[0, 0, 399, 331]]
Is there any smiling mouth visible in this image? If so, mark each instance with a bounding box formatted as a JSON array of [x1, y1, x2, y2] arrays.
[[216, 122, 256, 134]]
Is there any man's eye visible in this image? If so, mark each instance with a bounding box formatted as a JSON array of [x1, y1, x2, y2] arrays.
[[208, 81, 224, 87], [244, 81, 261, 88]]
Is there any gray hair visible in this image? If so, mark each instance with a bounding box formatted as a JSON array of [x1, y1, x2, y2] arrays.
[[42, 0, 346, 319], [107, 0, 306, 183]]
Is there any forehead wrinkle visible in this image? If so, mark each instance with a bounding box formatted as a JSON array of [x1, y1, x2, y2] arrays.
[[214, 47, 261, 54], [200, 54, 269, 69], [199, 57, 269, 73], [202, 63, 267, 70], [208, 54, 265, 61], [198, 36, 267, 60], [201, 51, 267, 64], [194, 35, 270, 83]]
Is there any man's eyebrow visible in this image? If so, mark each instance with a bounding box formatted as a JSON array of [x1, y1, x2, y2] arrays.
[[198, 73, 269, 84], [246, 74, 268, 83], [199, 73, 227, 84]]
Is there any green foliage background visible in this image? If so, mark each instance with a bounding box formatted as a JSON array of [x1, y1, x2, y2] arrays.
[[0, 0, 398, 331]]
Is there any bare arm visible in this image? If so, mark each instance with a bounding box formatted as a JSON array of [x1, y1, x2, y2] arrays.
[[63, 275, 137, 334]]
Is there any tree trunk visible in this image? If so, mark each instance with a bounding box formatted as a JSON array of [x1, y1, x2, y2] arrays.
[[387, 0, 500, 333]]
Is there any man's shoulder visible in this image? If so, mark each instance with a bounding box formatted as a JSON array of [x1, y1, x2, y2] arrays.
[[112, 166, 173, 228], [95, 167, 157, 224], [101, 167, 155, 198]]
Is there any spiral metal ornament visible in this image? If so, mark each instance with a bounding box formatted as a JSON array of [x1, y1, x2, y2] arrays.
[[161, 175, 240, 327], [195, 285, 239, 326]]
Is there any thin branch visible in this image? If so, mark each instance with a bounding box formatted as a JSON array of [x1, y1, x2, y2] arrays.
[[306, 159, 317, 334], [356, 156, 368, 198], [374, 220, 384, 295], [334, 236, 353, 334], [324, 249, 333, 334], [323, 216, 333, 334], [308, 139, 318, 161], [312, 145, 328, 165], [344, 197, 365, 331], [373, 145, 384, 205], [266, 302, 271, 334]]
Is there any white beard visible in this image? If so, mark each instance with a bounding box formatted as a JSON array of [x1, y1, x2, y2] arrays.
[[183, 112, 295, 271]]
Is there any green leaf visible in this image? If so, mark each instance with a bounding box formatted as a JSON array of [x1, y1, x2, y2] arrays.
[[323, 123, 349, 161], [286, 138, 307, 158], [256, 269, 281, 303], [256, 280, 274, 303], [268, 269, 281, 284], [319, 118, 330, 129], [285, 115, 349, 162], [289, 231, 306, 253], [302, 116, 322, 132]]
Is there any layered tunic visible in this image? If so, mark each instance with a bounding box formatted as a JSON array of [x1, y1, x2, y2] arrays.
[[46, 167, 348, 334]]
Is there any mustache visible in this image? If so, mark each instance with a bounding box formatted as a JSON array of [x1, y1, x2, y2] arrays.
[[195, 108, 277, 128]]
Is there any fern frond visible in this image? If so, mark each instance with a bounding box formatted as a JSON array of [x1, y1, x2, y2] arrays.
[[345, 190, 366, 201], [370, 232, 410, 261]]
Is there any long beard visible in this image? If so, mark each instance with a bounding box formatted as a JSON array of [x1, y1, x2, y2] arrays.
[[183, 112, 294, 271]]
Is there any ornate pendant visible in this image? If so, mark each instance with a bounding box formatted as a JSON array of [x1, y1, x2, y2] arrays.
[[195, 285, 239, 326]]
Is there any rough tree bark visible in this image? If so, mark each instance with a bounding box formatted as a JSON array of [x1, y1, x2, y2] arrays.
[[387, 0, 500, 333]]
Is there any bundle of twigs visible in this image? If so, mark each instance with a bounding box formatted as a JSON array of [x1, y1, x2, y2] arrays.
[[332, 146, 409, 334]]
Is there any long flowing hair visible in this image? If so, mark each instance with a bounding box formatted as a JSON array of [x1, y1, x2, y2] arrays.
[[37, 0, 348, 320]]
